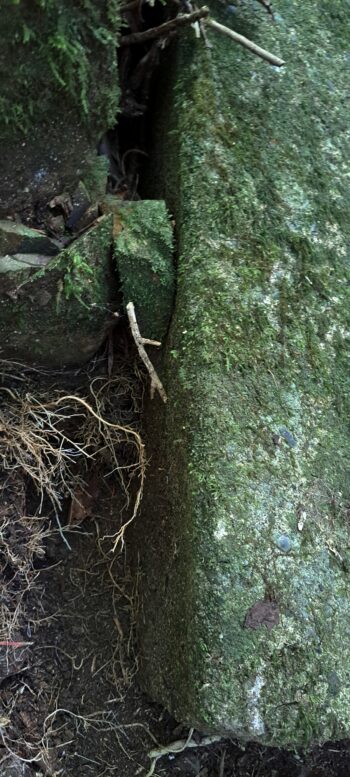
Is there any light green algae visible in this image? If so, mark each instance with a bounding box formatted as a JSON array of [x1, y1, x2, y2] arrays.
[[138, 0, 350, 747]]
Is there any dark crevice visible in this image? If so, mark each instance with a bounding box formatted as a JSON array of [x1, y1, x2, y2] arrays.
[[31, 1, 171, 240], [97, 0, 174, 202]]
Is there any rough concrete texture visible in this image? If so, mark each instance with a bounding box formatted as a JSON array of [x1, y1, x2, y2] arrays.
[[137, 0, 350, 747], [0, 216, 117, 367]]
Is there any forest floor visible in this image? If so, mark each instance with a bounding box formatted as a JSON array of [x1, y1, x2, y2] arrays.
[[1, 345, 350, 777]]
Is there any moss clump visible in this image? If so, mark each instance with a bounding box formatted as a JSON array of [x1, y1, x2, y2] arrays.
[[83, 156, 110, 203], [0, 1, 120, 218], [52, 214, 114, 306]]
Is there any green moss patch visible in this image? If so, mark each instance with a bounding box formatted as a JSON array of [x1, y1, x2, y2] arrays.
[[0, 0, 120, 135]]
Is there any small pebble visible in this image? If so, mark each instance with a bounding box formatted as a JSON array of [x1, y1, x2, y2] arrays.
[[279, 426, 297, 448], [276, 534, 292, 552]]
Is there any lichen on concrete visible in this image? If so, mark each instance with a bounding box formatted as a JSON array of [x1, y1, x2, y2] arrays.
[[137, 0, 350, 747]]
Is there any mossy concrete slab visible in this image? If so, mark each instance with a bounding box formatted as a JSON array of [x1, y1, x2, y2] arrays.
[[0, 216, 117, 367], [137, 0, 350, 748], [102, 197, 174, 341]]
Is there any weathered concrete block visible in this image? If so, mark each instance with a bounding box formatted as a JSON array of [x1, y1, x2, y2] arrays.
[[108, 198, 174, 341], [0, 216, 116, 367], [0, 199, 173, 368], [137, 0, 350, 747]]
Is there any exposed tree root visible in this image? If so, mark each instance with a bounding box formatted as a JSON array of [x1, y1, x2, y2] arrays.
[[144, 728, 222, 777], [0, 358, 146, 769]]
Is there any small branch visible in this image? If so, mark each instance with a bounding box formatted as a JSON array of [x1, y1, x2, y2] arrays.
[[120, 6, 209, 46], [141, 337, 162, 347], [145, 730, 223, 777], [120, 0, 140, 11], [126, 302, 167, 403], [198, 15, 212, 48], [206, 18, 284, 67]]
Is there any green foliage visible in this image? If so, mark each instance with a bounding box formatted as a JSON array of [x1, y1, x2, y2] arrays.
[[62, 250, 94, 307], [0, 0, 120, 134]]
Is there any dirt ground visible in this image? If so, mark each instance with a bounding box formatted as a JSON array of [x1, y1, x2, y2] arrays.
[[1, 353, 350, 777], [3, 493, 350, 777]]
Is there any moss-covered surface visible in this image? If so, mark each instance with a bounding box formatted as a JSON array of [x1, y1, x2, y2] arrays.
[[0, 216, 117, 367], [1, 0, 119, 135], [137, 0, 350, 748], [0, 0, 120, 217], [112, 200, 174, 341]]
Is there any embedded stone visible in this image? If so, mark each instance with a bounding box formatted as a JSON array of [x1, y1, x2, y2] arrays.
[[0, 216, 116, 367], [275, 535, 292, 553]]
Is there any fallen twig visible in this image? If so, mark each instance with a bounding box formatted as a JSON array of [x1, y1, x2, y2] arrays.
[[219, 748, 226, 777], [126, 302, 167, 403], [197, 9, 212, 47], [120, 0, 140, 11], [206, 17, 284, 66], [119, 1, 283, 66], [120, 6, 209, 45], [145, 729, 222, 777]]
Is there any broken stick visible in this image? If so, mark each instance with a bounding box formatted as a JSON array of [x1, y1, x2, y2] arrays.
[[126, 302, 167, 403], [206, 18, 285, 67], [120, 6, 209, 46]]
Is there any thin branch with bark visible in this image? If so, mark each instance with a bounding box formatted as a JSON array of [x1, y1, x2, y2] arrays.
[[145, 730, 222, 777], [126, 302, 167, 403], [120, 2, 283, 66], [206, 17, 284, 66], [120, 6, 209, 46]]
